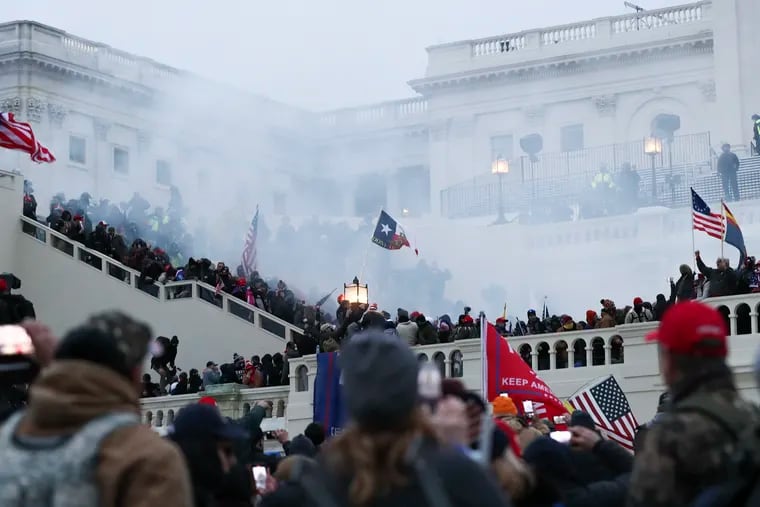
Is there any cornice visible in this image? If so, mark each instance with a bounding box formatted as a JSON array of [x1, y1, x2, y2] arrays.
[[409, 36, 713, 94], [0, 51, 155, 101]]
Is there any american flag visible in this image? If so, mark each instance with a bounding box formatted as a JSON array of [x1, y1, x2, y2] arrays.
[[0, 112, 56, 163], [241, 206, 259, 278], [691, 188, 724, 240], [568, 375, 639, 451]]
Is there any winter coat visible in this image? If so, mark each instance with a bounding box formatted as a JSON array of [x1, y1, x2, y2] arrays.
[[696, 256, 737, 297], [9, 360, 192, 507], [396, 320, 419, 346], [670, 274, 695, 303], [416, 321, 440, 345]]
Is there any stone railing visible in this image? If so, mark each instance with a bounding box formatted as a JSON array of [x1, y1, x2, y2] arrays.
[[424, 1, 709, 71], [318, 97, 428, 130], [139, 290, 760, 429], [19, 216, 305, 343]]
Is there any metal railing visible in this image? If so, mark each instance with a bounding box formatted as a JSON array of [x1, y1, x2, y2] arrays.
[[18, 216, 305, 343]]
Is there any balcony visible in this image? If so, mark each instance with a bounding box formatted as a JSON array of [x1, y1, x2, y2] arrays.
[[139, 291, 760, 433], [317, 97, 429, 135], [414, 1, 711, 87]]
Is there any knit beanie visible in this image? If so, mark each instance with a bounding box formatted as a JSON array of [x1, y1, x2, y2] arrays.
[[491, 395, 518, 417]]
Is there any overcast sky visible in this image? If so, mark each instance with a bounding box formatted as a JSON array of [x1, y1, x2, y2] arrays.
[[6, 0, 677, 110]]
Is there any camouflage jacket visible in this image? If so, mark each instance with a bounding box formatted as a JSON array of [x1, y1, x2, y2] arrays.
[[626, 372, 757, 507]]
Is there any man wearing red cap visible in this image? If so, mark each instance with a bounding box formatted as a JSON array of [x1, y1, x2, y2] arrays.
[[627, 301, 760, 507], [624, 297, 653, 324]]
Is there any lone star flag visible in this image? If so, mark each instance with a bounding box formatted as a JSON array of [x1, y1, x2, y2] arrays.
[[371, 210, 417, 255], [0, 112, 55, 163], [483, 322, 565, 419], [567, 375, 639, 451]]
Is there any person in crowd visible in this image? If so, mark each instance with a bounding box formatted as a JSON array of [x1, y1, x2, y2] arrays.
[[281, 342, 301, 385], [717, 143, 741, 201], [303, 422, 325, 451], [624, 297, 653, 324], [632, 391, 670, 452], [188, 368, 203, 393], [140, 373, 160, 398], [525, 309, 545, 334], [169, 402, 249, 507], [0, 313, 193, 506], [170, 371, 189, 395], [627, 301, 760, 507], [150, 335, 179, 393], [396, 307, 418, 346], [261, 332, 509, 507], [203, 360, 222, 389], [415, 313, 439, 345], [695, 250, 737, 297], [669, 264, 695, 303], [566, 411, 633, 486], [651, 294, 669, 321]]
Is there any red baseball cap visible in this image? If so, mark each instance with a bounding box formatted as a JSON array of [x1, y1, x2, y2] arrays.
[[645, 301, 728, 357], [198, 396, 218, 407]]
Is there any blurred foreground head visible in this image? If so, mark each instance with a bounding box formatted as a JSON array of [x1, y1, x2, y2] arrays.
[[340, 330, 419, 431], [55, 311, 152, 381]]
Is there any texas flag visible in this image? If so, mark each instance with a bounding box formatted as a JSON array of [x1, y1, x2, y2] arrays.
[[371, 210, 418, 255]]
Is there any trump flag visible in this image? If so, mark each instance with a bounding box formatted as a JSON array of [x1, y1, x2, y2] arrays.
[[484, 322, 566, 419], [313, 352, 346, 437]]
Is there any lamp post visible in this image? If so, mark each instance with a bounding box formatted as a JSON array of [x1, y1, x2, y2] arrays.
[[343, 276, 369, 306], [644, 137, 663, 201], [491, 155, 509, 224]]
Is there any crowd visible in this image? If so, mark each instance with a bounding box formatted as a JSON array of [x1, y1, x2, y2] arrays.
[[0, 305, 759, 507]]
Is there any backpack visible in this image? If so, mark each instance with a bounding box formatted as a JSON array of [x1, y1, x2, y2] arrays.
[[0, 411, 140, 507], [674, 394, 760, 507]]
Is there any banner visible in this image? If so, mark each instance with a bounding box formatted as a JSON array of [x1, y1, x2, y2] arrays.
[[484, 322, 566, 419], [313, 352, 346, 437]]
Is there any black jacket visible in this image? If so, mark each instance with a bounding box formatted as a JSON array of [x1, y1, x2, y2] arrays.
[[260, 444, 509, 507], [696, 256, 737, 297]]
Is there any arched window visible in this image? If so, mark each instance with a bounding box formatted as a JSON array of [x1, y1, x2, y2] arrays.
[[243, 403, 251, 416], [433, 352, 446, 378], [156, 410, 164, 427], [418, 353, 429, 363], [573, 339, 587, 367], [276, 399, 286, 418], [167, 409, 175, 425], [265, 403, 273, 418], [145, 411, 153, 426], [610, 335, 624, 364], [555, 340, 568, 369], [518, 344, 532, 367], [295, 365, 309, 392], [537, 342, 550, 370], [591, 337, 605, 366], [717, 305, 731, 333], [736, 303, 751, 335], [450, 350, 463, 378]]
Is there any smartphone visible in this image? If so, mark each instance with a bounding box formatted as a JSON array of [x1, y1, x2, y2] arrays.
[[252, 465, 268, 490], [553, 415, 568, 425], [550, 431, 572, 444], [0, 325, 38, 384], [522, 401, 534, 415]]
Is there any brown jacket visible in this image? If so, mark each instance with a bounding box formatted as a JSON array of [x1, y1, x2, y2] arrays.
[[16, 359, 193, 507]]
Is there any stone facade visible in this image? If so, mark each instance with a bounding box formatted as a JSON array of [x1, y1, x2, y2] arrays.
[[0, 0, 754, 218]]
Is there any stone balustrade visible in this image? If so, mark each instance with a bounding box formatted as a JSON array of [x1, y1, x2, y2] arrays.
[[19, 216, 306, 344], [318, 97, 428, 131], [422, 1, 710, 79]]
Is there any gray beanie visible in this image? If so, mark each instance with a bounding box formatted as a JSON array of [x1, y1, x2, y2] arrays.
[[340, 330, 419, 430]]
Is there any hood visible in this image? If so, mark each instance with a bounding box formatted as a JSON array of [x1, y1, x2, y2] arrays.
[[21, 360, 139, 435]]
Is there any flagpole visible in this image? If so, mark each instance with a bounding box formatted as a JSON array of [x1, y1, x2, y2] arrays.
[[358, 208, 383, 282], [480, 312, 487, 400], [720, 199, 725, 259]]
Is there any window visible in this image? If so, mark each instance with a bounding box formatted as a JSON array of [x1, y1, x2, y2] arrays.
[[560, 124, 584, 152], [156, 160, 172, 186], [69, 136, 86, 164], [490, 135, 513, 161], [113, 147, 129, 174]]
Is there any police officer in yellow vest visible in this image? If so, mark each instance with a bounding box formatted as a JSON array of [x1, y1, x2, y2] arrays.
[[752, 114, 760, 156], [591, 165, 615, 191]]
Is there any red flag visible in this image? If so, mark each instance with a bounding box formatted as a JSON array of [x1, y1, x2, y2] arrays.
[[0, 112, 56, 163], [484, 322, 566, 419]]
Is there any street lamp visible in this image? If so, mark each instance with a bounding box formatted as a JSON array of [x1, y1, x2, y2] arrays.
[[491, 155, 510, 224], [644, 136, 663, 201], [343, 276, 368, 305]]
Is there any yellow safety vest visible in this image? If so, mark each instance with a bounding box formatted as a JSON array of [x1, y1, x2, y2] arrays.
[[591, 173, 614, 189]]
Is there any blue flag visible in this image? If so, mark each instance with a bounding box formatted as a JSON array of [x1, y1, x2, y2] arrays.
[[313, 352, 346, 437], [371, 210, 413, 252], [722, 202, 747, 262]]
